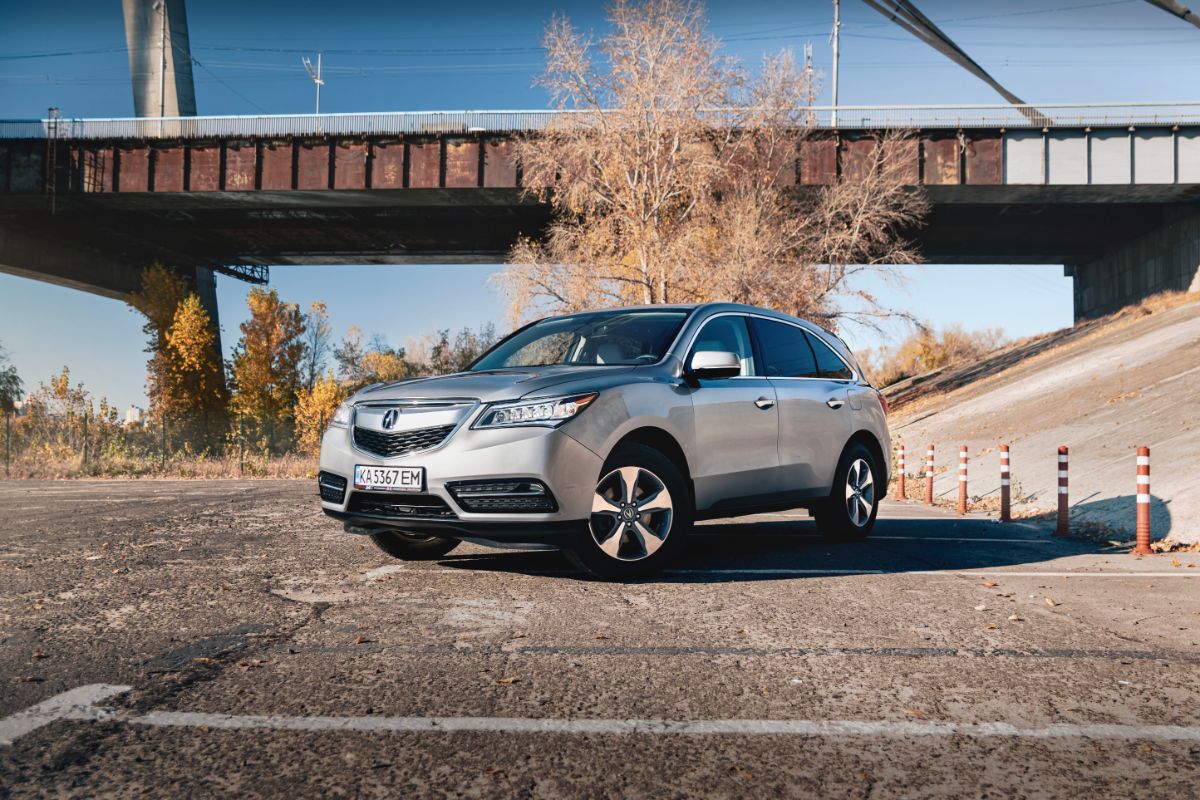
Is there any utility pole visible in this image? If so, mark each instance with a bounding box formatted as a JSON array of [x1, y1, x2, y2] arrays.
[[831, 0, 841, 127], [303, 53, 324, 115]]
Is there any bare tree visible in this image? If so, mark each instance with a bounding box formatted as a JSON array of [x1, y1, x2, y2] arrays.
[[499, 0, 928, 333], [300, 301, 333, 392]]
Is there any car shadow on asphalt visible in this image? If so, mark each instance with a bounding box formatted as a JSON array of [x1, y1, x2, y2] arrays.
[[432, 513, 1119, 583]]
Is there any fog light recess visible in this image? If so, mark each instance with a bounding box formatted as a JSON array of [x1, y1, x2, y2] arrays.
[[446, 479, 558, 513]]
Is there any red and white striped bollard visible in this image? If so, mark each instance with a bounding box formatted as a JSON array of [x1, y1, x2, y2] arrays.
[[1132, 446, 1153, 555], [999, 444, 1011, 523], [924, 443, 935, 506], [957, 445, 968, 515], [897, 443, 906, 500], [1054, 445, 1069, 536]]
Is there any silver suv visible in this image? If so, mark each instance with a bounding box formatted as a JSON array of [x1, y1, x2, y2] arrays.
[[319, 303, 890, 578]]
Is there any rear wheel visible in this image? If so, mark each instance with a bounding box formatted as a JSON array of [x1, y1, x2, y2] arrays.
[[369, 530, 459, 560], [565, 443, 692, 580], [812, 443, 879, 541]]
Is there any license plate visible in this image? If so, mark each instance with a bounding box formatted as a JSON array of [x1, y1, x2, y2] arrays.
[[354, 465, 424, 492]]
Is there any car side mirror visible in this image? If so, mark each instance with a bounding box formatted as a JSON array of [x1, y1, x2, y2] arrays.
[[688, 350, 742, 379]]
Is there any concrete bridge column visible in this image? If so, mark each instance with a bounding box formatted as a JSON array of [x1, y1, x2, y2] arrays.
[[1066, 210, 1200, 320], [121, 0, 197, 118]]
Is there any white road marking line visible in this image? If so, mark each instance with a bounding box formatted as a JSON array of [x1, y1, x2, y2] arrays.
[[0, 684, 130, 746], [103, 710, 1200, 742], [9, 686, 1200, 743], [364, 565, 1198, 579], [665, 569, 1198, 578], [871, 536, 1057, 544]]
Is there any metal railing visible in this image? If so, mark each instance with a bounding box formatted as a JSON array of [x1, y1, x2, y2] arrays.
[[2, 102, 1200, 140]]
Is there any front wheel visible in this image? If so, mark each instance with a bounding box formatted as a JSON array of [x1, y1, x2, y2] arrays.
[[369, 530, 459, 560], [565, 443, 693, 580], [812, 443, 880, 542]]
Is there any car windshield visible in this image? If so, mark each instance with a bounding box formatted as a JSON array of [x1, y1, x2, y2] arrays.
[[470, 309, 690, 370]]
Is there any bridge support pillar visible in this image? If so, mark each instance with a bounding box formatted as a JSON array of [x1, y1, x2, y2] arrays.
[[1066, 210, 1200, 321], [192, 266, 223, 359]]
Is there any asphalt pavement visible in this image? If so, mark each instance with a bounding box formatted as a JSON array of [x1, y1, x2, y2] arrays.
[[1, 479, 1198, 798]]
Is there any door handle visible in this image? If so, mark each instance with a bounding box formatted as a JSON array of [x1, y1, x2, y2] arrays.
[[754, 397, 775, 410], [826, 397, 845, 409]]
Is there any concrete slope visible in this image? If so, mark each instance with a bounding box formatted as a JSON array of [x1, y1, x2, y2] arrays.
[[888, 298, 1200, 545]]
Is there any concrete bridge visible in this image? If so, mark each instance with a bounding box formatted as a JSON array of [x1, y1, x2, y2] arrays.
[[1, 103, 1199, 325]]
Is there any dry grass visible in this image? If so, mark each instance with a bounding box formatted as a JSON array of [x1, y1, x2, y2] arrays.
[[1, 453, 317, 481], [888, 289, 1200, 419]]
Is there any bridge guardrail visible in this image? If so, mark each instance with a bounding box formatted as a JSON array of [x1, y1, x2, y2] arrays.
[[3, 103, 1200, 139]]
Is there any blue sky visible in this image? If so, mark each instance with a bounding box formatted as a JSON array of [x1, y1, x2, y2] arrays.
[[2, 0, 1197, 409]]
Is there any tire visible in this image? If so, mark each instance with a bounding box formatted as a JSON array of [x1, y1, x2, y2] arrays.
[[565, 443, 693, 580], [369, 530, 460, 560], [812, 443, 880, 542]]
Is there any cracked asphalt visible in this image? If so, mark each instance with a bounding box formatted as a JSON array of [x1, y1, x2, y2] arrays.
[[1, 479, 1199, 798]]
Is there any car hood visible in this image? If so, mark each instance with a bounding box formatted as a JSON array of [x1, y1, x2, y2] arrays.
[[352, 365, 636, 404]]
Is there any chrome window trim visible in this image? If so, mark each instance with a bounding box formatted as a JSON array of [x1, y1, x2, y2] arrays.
[[348, 399, 481, 462], [685, 313, 760, 378], [678, 310, 860, 383]]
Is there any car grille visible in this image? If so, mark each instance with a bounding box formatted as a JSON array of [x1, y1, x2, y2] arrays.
[[317, 471, 347, 504], [346, 492, 457, 519], [352, 423, 456, 458], [446, 480, 558, 514]]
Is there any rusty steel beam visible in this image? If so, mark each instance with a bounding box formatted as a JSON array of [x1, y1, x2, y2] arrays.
[[0, 131, 1015, 196]]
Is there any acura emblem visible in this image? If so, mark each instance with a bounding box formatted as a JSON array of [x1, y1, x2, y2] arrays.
[[381, 409, 399, 429]]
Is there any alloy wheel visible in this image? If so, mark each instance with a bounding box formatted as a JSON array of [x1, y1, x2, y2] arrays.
[[589, 466, 674, 561], [844, 458, 875, 527]]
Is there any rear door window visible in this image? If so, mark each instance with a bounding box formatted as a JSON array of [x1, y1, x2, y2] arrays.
[[805, 332, 854, 380], [749, 318, 819, 378]]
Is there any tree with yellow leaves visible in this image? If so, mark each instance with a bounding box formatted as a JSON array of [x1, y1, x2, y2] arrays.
[[126, 263, 189, 416], [165, 294, 230, 446], [126, 265, 228, 449], [294, 370, 346, 454], [230, 287, 306, 451]]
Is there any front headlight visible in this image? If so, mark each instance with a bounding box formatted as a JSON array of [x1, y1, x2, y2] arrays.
[[328, 401, 352, 429], [472, 392, 598, 430]]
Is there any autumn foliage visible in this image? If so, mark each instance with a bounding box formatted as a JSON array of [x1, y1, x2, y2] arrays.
[[127, 264, 229, 448], [229, 287, 307, 452], [501, 0, 927, 332]]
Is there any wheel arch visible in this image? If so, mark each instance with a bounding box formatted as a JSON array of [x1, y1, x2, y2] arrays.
[[846, 429, 889, 489], [608, 426, 695, 507]]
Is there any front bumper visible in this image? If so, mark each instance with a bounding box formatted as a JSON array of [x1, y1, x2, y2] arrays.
[[318, 421, 603, 544]]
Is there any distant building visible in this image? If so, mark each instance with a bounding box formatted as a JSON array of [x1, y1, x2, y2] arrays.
[[124, 406, 144, 426]]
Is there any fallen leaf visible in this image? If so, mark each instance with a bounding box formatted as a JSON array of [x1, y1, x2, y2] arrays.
[[495, 677, 519, 685], [985, 624, 998, 630], [354, 635, 369, 645], [191, 657, 218, 664], [982, 581, 998, 588], [760, 686, 769, 696], [1045, 597, 1059, 607], [31, 652, 48, 660], [1008, 614, 1023, 622], [1171, 558, 1182, 568], [974, 604, 988, 612], [903, 708, 925, 719], [593, 633, 609, 640], [729, 766, 754, 779]]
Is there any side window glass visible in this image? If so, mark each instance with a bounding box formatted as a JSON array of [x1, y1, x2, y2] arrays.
[[750, 318, 818, 378], [691, 316, 756, 376], [806, 332, 854, 379]]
